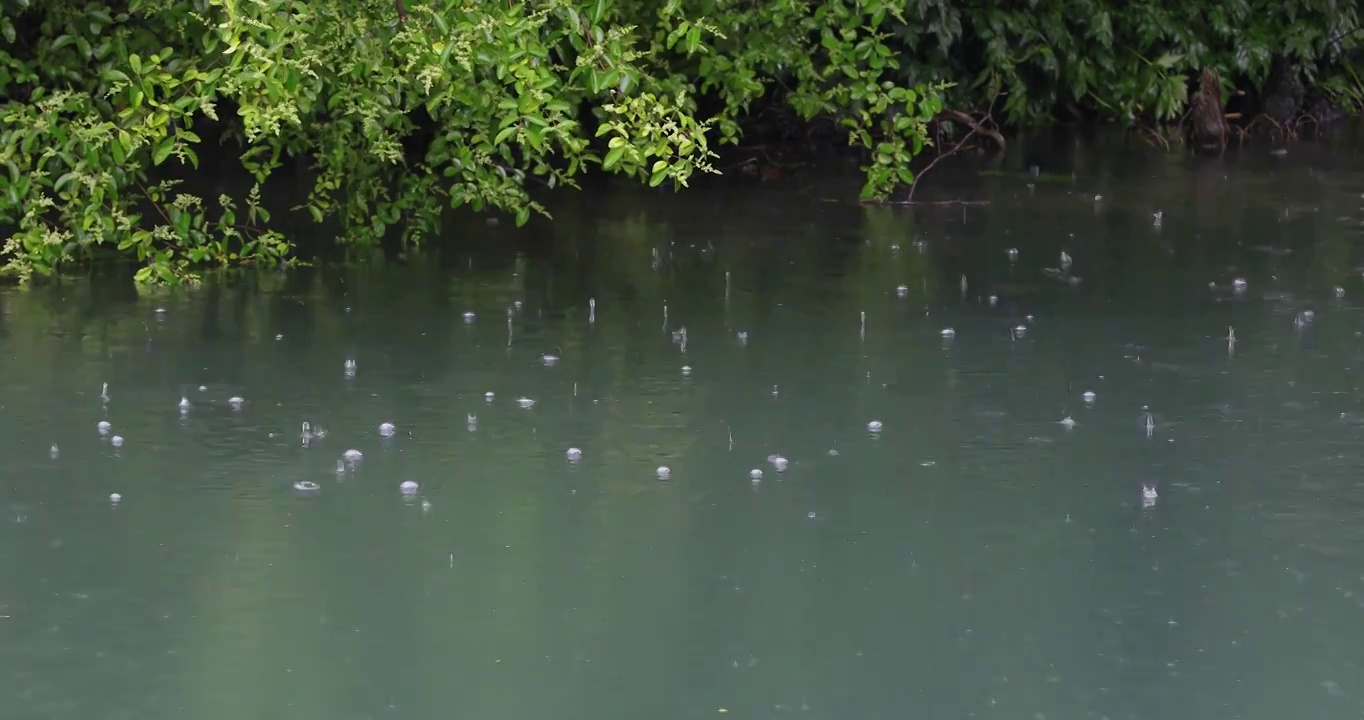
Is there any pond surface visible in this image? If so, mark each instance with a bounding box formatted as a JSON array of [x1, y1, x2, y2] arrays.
[[6, 138, 1364, 719]]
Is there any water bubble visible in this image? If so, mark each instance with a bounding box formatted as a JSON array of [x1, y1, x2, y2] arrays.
[[681, 365, 693, 376], [293, 480, 321, 493], [656, 466, 672, 481], [343, 449, 363, 464], [97, 421, 111, 434], [399, 480, 420, 494], [749, 469, 763, 482], [988, 295, 998, 306], [736, 331, 749, 345], [1336, 286, 1346, 299], [1059, 416, 1076, 429], [542, 354, 560, 365], [178, 396, 191, 412], [344, 358, 357, 377], [198, 385, 207, 392], [867, 420, 883, 433], [484, 391, 495, 401], [379, 422, 396, 437], [421, 498, 433, 512], [110, 493, 122, 503], [228, 396, 245, 410], [462, 311, 477, 323], [513, 301, 523, 310], [336, 459, 346, 474], [807, 511, 817, 519], [1007, 248, 1019, 260], [1013, 325, 1027, 337], [1231, 278, 1248, 292], [275, 333, 284, 341], [896, 285, 910, 298], [566, 447, 583, 462], [940, 328, 956, 338], [111, 435, 124, 447], [1082, 390, 1097, 404], [1142, 484, 1158, 500], [769, 455, 789, 472], [49, 444, 59, 459], [517, 397, 536, 409]]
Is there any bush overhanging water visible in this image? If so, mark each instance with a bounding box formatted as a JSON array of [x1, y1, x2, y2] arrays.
[[1, 0, 1360, 284]]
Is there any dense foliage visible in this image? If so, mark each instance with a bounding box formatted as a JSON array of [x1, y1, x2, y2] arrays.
[[1, 0, 1361, 284]]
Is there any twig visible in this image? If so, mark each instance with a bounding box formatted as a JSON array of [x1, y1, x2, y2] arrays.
[[874, 198, 991, 206], [893, 83, 1008, 203], [904, 110, 988, 203]]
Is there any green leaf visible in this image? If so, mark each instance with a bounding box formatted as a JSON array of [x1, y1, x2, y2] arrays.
[[602, 145, 625, 170], [152, 137, 174, 165]]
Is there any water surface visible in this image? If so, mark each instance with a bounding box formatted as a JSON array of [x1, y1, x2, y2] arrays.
[[5, 140, 1364, 719]]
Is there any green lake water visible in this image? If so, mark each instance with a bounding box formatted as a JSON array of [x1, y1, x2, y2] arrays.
[[5, 139, 1364, 719]]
